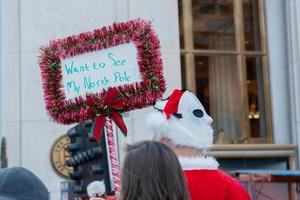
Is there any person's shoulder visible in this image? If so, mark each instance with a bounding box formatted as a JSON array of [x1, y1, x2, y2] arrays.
[[184, 169, 230, 183], [216, 169, 238, 181], [215, 170, 251, 200], [184, 169, 219, 176], [185, 169, 233, 179]]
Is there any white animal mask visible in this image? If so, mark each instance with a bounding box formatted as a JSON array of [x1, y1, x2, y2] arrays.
[[146, 89, 214, 150]]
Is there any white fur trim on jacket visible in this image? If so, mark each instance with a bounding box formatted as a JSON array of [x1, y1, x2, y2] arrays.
[[87, 181, 106, 197], [179, 156, 219, 170]]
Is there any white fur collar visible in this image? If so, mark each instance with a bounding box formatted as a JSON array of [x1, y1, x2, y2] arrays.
[[179, 156, 219, 170]]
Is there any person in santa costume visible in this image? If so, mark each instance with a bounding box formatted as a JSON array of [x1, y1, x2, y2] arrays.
[[146, 89, 250, 200]]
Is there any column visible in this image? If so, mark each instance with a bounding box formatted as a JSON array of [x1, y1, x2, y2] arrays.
[[286, 0, 300, 167]]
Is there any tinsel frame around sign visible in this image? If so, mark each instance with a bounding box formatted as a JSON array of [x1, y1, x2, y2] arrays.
[[39, 19, 166, 124]]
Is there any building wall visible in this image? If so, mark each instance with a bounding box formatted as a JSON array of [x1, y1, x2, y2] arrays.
[[1, 0, 180, 198], [286, 0, 300, 166], [1, 0, 300, 199], [265, 0, 291, 144]]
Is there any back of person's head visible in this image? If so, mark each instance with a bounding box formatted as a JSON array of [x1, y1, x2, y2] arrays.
[[120, 141, 190, 200], [0, 167, 49, 200], [146, 89, 214, 150]]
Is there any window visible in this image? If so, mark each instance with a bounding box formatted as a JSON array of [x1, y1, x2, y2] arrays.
[[179, 0, 272, 144]]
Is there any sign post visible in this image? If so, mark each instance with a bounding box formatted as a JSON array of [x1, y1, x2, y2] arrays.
[[39, 19, 166, 198]]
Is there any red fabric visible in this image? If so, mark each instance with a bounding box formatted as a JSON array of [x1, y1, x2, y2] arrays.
[[163, 89, 184, 119], [184, 169, 250, 200], [93, 117, 106, 142], [87, 88, 127, 142]]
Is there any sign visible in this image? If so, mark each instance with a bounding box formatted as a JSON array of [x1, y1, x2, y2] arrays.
[[62, 42, 141, 100], [39, 19, 166, 124], [50, 135, 73, 178]]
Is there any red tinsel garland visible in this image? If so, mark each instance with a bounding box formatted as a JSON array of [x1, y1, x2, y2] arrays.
[[39, 19, 166, 124]]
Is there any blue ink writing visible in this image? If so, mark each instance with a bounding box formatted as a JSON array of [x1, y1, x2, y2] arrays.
[[65, 61, 90, 75], [66, 81, 80, 94], [92, 61, 105, 70], [108, 52, 126, 67], [84, 76, 110, 90], [113, 71, 131, 82]]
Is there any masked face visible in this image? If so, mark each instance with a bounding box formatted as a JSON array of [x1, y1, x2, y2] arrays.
[[153, 90, 214, 149], [177, 91, 213, 126]]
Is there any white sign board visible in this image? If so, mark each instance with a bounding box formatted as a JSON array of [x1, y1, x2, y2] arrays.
[[61, 42, 142, 100]]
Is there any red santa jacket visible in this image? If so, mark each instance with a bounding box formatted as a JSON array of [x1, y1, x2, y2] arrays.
[[180, 157, 250, 200]]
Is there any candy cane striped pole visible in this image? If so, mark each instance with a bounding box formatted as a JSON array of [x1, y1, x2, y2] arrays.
[[105, 118, 120, 196]]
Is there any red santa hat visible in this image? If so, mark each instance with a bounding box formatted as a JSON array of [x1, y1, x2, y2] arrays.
[[163, 89, 185, 119], [146, 89, 214, 150]]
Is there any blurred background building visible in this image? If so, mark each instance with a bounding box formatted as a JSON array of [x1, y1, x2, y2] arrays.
[[0, 0, 299, 199]]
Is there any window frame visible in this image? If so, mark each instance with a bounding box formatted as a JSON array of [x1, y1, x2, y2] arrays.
[[179, 0, 273, 143]]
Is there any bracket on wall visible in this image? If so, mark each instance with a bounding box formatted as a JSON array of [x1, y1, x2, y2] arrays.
[[0, 137, 8, 168]]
